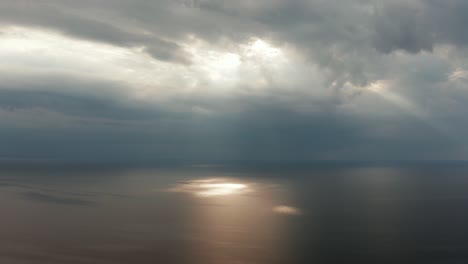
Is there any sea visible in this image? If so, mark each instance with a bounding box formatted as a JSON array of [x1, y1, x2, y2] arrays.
[[1, 161, 468, 264]]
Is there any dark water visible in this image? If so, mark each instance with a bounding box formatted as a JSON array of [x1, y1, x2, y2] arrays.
[[1, 163, 468, 264]]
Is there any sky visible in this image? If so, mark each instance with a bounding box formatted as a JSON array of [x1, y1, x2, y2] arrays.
[[1, 0, 468, 162]]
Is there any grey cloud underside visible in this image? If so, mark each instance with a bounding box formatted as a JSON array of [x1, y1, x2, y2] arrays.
[[0, 86, 463, 161], [0, 89, 171, 121], [372, 0, 468, 54], [0, 0, 467, 85], [1, 1, 468, 59], [1, 0, 468, 161], [0, 1, 190, 63]]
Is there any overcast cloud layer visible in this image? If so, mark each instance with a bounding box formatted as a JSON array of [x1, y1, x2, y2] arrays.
[[1, 0, 468, 161]]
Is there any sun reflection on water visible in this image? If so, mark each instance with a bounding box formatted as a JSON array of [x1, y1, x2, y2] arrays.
[[272, 205, 303, 216], [164, 177, 302, 262], [169, 179, 250, 197], [196, 182, 247, 197]]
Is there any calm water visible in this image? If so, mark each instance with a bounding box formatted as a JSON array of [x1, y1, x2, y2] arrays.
[[1, 163, 468, 264]]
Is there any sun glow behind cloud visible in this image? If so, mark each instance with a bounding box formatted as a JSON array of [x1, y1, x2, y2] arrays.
[[0, 26, 301, 105], [0, 25, 458, 144], [185, 37, 291, 92]]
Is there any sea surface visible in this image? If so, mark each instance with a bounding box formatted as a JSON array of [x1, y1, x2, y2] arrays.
[[1, 162, 468, 264]]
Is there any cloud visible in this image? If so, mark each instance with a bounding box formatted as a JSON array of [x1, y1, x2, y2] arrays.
[[0, 1, 191, 63], [1, 0, 468, 161]]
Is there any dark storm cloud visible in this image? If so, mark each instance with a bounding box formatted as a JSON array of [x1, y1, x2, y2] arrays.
[[0, 91, 462, 161], [0, 1, 191, 63], [373, 3, 433, 54], [1, 1, 468, 56], [0, 1, 465, 82], [0, 89, 170, 121], [1, 0, 468, 161], [371, 0, 468, 54]]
